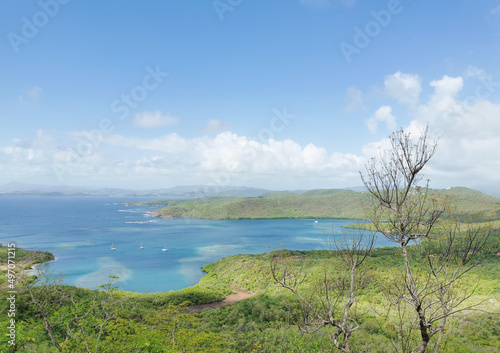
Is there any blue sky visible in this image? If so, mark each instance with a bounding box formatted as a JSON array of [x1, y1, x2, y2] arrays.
[[1, 0, 499, 192]]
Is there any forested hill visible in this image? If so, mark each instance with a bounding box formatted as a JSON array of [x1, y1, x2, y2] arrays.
[[151, 187, 500, 220]]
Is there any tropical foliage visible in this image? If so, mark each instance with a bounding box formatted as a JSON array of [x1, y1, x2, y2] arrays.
[[1, 233, 498, 352], [151, 187, 500, 220]]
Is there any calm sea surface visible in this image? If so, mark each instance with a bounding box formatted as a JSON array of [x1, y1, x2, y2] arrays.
[[0, 196, 392, 293]]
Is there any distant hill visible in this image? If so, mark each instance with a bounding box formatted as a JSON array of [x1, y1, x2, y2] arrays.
[[440, 187, 500, 215], [153, 189, 370, 220], [0, 182, 271, 198], [152, 187, 500, 220]]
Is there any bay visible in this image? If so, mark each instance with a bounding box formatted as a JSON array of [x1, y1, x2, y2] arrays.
[[0, 196, 392, 293]]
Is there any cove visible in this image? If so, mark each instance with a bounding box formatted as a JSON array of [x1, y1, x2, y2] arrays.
[[0, 196, 392, 293]]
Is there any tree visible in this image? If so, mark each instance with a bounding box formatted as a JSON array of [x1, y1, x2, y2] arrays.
[[23, 271, 124, 353], [66, 275, 124, 353], [360, 126, 491, 352], [23, 268, 73, 352], [271, 229, 375, 353]]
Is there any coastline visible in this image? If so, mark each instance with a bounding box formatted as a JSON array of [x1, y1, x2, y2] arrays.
[[24, 258, 56, 276]]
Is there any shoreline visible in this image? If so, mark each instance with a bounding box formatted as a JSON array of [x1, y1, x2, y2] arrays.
[[24, 258, 56, 276], [0, 257, 56, 290]]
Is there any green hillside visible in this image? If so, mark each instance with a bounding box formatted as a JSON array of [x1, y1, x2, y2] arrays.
[[7, 239, 499, 352], [137, 196, 238, 207], [152, 187, 500, 220], [153, 189, 370, 220], [441, 186, 500, 217]]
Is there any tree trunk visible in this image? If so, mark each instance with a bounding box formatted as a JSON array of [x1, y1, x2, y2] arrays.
[[42, 316, 62, 352], [401, 244, 430, 352]]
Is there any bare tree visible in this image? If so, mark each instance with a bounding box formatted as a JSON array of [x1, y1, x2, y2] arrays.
[[360, 126, 491, 352], [271, 229, 375, 353]]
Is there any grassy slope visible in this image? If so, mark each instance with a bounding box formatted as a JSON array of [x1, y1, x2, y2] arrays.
[[442, 186, 500, 217], [200, 241, 500, 352], [6, 198, 499, 351], [152, 187, 500, 220], [153, 189, 369, 219]]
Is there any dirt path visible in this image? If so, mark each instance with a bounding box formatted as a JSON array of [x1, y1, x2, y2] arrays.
[[184, 290, 253, 313]]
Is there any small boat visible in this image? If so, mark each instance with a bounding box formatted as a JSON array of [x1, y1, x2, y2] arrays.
[[110, 242, 116, 251], [140, 242, 144, 250], [162, 243, 168, 252]]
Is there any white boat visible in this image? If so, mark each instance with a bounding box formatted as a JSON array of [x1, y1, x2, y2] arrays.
[[162, 243, 168, 252], [110, 242, 116, 251], [140, 242, 144, 249]]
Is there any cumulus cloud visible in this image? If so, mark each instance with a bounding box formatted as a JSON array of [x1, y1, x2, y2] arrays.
[[3, 71, 499, 192], [199, 119, 230, 134], [368, 71, 500, 190], [365, 105, 397, 134], [384, 72, 422, 106], [417, 75, 465, 118], [133, 110, 179, 128], [1, 128, 366, 189], [429, 75, 463, 97]]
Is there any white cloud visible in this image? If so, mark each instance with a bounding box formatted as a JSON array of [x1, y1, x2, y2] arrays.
[[3, 71, 499, 192], [417, 75, 464, 118], [384, 72, 422, 106], [199, 119, 230, 134], [368, 71, 500, 190], [492, 6, 500, 14], [133, 110, 179, 129], [27, 86, 42, 100], [18, 86, 42, 104], [429, 75, 463, 97], [0, 128, 366, 189], [365, 105, 397, 134], [464, 65, 490, 80], [344, 86, 365, 113], [105, 133, 188, 153]]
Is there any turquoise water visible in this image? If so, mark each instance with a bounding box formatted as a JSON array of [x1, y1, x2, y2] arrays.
[[0, 196, 391, 293]]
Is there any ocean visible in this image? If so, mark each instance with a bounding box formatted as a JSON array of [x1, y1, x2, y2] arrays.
[[0, 196, 391, 293]]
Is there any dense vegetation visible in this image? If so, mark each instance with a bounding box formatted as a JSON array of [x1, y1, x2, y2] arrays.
[[151, 187, 500, 221], [0, 245, 54, 287], [2, 178, 499, 351], [1, 235, 498, 352]]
